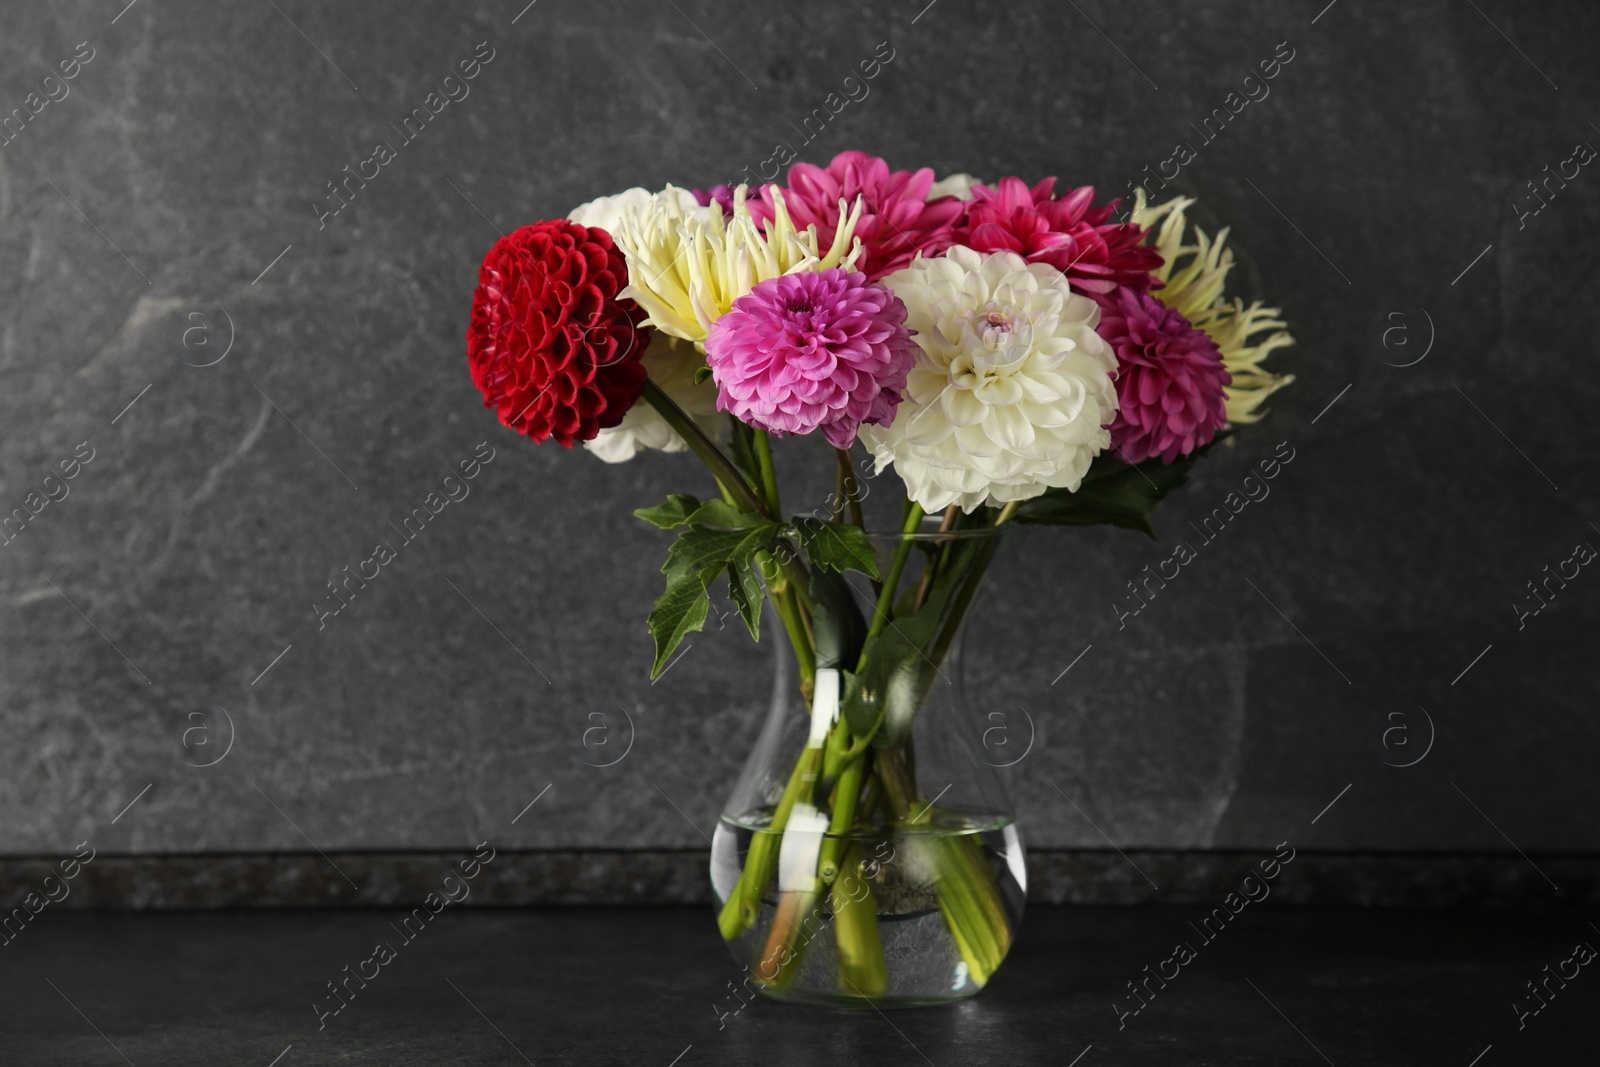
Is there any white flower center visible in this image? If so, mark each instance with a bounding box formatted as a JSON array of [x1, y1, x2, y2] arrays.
[[980, 310, 1012, 334], [952, 303, 1032, 389]]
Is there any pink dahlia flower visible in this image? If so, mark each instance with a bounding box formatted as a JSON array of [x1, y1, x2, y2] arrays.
[[1099, 288, 1231, 465], [748, 152, 965, 281], [705, 268, 915, 449], [957, 177, 1163, 297]]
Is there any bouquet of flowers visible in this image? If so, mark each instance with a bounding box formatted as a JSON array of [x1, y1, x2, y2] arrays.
[[464, 151, 1293, 1003]]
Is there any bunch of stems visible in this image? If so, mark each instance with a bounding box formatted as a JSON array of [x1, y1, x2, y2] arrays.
[[645, 383, 1016, 999]]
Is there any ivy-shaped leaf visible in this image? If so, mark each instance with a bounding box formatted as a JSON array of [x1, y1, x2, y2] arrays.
[[665, 524, 780, 576], [725, 558, 763, 640], [793, 518, 879, 577], [634, 494, 702, 530], [646, 520, 780, 676], [686, 499, 770, 530], [645, 555, 718, 678]]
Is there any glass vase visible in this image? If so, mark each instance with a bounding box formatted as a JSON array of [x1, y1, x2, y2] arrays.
[[710, 525, 1026, 1008]]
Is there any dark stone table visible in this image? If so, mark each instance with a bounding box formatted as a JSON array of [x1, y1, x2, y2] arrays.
[[0, 906, 1588, 1064]]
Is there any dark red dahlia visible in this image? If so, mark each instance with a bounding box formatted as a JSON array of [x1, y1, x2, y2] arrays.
[[467, 220, 648, 446], [1099, 287, 1232, 465], [957, 177, 1163, 297]]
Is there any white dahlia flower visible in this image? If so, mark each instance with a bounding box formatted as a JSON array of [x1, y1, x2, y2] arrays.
[[584, 334, 723, 463], [861, 246, 1117, 512], [568, 186, 703, 234]]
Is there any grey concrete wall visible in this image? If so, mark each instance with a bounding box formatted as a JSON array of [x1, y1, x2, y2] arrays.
[[2, 0, 1595, 866]]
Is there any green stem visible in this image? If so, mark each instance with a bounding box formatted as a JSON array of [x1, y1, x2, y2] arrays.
[[835, 448, 865, 530], [770, 587, 816, 704], [877, 741, 1008, 987], [836, 714, 884, 762], [642, 381, 767, 518], [761, 719, 873, 991], [759, 539, 814, 701], [817, 751, 865, 884], [753, 430, 781, 517], [742, 426, 816, 662], [874, 744, 919, 819], [861, 503, 924, 655], [718, 744, 822, 940], [831, 842, 887, 997], [821, 711, 848, 787], [831, 454, 847, 523], [780, 552, 815, 613], [932, 837, 1003, 984]]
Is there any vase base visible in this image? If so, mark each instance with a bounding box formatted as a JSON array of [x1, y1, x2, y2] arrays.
[[756, 985, 983, 1011], [713, 818, 1025, 1008]]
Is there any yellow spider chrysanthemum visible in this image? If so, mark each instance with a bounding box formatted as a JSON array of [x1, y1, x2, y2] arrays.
[[613, 185, 863, 348], [1132, 191, 1295, 425]]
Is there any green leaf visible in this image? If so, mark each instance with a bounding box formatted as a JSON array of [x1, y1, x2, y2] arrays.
[[725, 558, 763, 640], [793, 518, 880, 577], [809, 567, 868, 670], [1012, 439, 1222, 537], [646, 555, 717, 677], [693, 364, 714, 385], [646, 520, 781, 676], [665, 523, 780, 577], [685, 499, 769, 530], [634, 494, 702, 530]]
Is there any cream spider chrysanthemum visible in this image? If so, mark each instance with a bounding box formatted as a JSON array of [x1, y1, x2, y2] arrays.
[[1132, 190, 1295, 424], [862, 246, 1117, 513], [612, 184, 863, 347]]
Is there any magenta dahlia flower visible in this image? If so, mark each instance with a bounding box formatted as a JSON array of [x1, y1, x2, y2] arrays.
[[704, 269, 915, 449], [957, 177, 1163, 298], [691, 184, 736, 214], [1099, 288, 1231, 465], [747, 152, 965, 281]]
